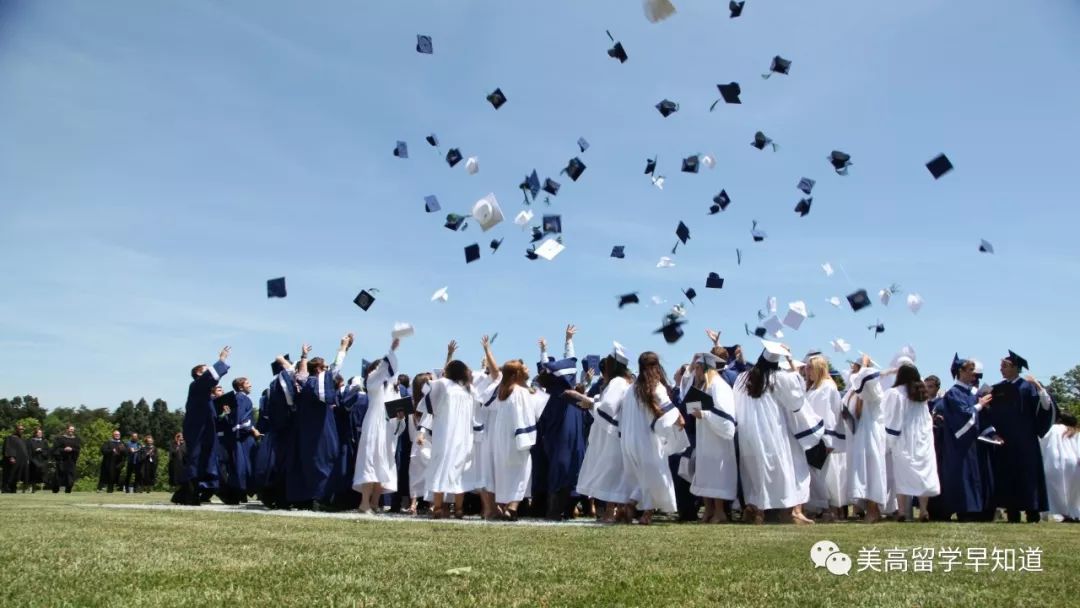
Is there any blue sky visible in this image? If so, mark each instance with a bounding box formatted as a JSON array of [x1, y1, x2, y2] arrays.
[[1, 0, 1078, 410]]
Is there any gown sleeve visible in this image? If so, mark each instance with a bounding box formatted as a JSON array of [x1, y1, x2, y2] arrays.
[[698, 381, 737, 440], [367, 351, 399, 388], [652, 386, 690, 457], [420, 376, 446, 416], [775, 371, 823, 450], [513, 389, 540, 451], [882, 389, 903, 448], [594, 382, 624, 435]]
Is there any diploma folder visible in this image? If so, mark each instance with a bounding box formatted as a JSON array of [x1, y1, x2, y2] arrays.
[[384, 397, 414, 418], [683, 386, 713, 414], [213, 391, 237, 415]]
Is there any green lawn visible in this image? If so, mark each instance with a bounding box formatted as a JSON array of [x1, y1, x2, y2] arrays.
[[1, 493, 1076, 607]]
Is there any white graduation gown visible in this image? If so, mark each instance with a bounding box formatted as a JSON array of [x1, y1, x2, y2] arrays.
[[842, 367, 889, 506], [884, 387, 940, 498], [1040, 425, 1080, 519], [490, 385, 544, 503], [462, 375, 498, 493], [352, 352, 403, 492], [407, 412, 433, 499], [576, 377, 632, 503], [689, 377, 739, 500], [423, 378, 479, 496], [620, 384, 689, 513], [806, 381, 848, 509]]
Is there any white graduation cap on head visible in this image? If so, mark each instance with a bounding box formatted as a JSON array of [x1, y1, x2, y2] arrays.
[[391, 322, 415, 339], [612, 341, 630, 366], [471, 193, 503, 231], [534, 238, 565, 261], [431, 286, 449, 302], [831, 338, 851, 353], [656, 256, 676, 268], [783, 301, 808, 330], [760, 339, 791, 363], [827, 296, 842, 307], [514, 209, 534, 227], [644, 0, 677, 23], [890, 345, 917, 370], [822, 262, 834, 277], [767, 296, 778, 314], [701, 154, 716, 169], [651, 175, 665, 190], [465, 157, 479, 175], [763, 315, 783, 337], [907, 293, 924, 314], [879, 289, 892, 306]]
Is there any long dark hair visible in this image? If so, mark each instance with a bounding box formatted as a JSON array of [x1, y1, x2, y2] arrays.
[[602, 355, 631, 383], [894, 364, 928, 402], [634, 352, 671, 418], [744, 355, 778, 399], [444, 360, 472, 387], [411, 373, 433, 408]]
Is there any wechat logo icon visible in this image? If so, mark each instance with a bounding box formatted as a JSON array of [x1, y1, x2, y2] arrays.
[[811, 540, 852, 576]]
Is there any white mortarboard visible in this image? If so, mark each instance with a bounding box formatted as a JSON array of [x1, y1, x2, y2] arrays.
[[656, 256, 676, 268], [767, 296, 778, 314], [890, 345, 917, 369], [822, 262, 834, 277], [907, 293, 924, 314], [465, 157, 479, 175], [827, 296, 842, 307], [471, 193, 504, 231], [831, 338, 851, 353], [702, 154, 716, 169], [644, 0, 677, 23], [431, 287, 449, 302], [879, 289, 892, 306], [534, 238, 565, 261], [391, 322, 415, 339], [760, 339, 791, 363], [650, 295, 666, 306], [651, 175, 665, 189], [612, 341, 630, 365], [514, 209, 534, 227], [763, 315, 783, 337], [783, 301, 808, 330]]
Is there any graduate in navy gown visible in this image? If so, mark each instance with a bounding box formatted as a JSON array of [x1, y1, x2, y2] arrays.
[[172, 346, 231, 506], [670, 363, 699, 522], [536, 356, 587, 520], [250, 388, 274, 497], [259, 354, 299, 508], [932, 356, 994, 521], [391, 375, 412, 512], [329, 375, 368, 509], [223, 377, 259, 503], [986, 351, 1056, 523], [922, 375, 950, 521], [286, 334, 352, 508]]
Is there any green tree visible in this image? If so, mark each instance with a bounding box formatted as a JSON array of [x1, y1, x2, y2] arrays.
[[112, 399, 150, 435], [1046, 365, 1080, 417], [13, 416, 43, 434], [74, 418, 115, 491]]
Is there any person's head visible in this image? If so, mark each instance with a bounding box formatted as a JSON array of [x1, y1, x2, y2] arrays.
[[410, 373, 434, 406], [173, 432, 184, 445], [33, 428, 43, 438], [191, 364, 208, 380], [1061, 412, 1079, 438], [893, 363, 929, 402], [212, 385, 224, 399], [444, 360, 472, 387], [497, 360, 530, 400], [232, 377, 252, 394], [307, 356, 328, 375], [112, 430, 121, 440], [145, 435, 154, 446], [364, 360, 381, 379], [334, 375, 345, 390], [744, 354, 780, 399], [634, 352, 670, 417], [601, 355, 630, 383], [924, 375, 941, 398], [724, 345, 743, 364], [130, 432, 139, 442], [398, 374, 410, 387], [955, 359, 978, 385], [999, 355, 1022, 381], [805, 355, 831, 390], [14, 424, 24, 436], [692, 353, 723, 388], [65, 425, 75, 436]]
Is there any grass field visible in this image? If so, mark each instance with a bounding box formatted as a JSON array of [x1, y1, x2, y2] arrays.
[[1, 493, 1077, 607]]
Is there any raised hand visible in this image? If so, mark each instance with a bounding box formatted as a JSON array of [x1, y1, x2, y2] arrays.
[[978, 394, 993, 408], [342, 333, 355, 350], [219, 346, 231, 361], [705, 329, 720, 345], [538, 337, 548, 352], [565, 324, 577, 341], [301, 344, 312, 358], [447, 340, 458, 355], [481, 335, 490, 350], [391, 337, 401, 352]]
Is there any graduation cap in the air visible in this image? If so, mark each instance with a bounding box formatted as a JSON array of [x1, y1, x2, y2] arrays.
[[542, 178, 561, 196], [794, 197, 812, 217], [611, 245, 625, 259], [577, 137, 590, 153], [519, 170, 541, 203], [542, 214, 562, 234], [446, 148, 463, 167], [907, 293, 924, 314], [736, 248, 742, 265], [426, 134, 439, 147], [271, 354, 292, 376], [562, 157, 586, 181], [710, 82, 742, 110], [464, 243, 480, 264], [486, 88, 507, 109], [525, 247, 539, 260], [424, 195, 441, 213], [431, 287, 449, 303], [682, 155, 699, 173], [465, 157, 479, 175], [530, 226, 544, 243], [674, 221, 690, 249], [617, 292, 640, 308], [762, 55, 791, 79], [745, 323, 768, 338], [353, 289, 376, 311], [798, 177, 815, 195], [682, 287, 697, 304], [869, 321, 885, 338], [751, 131, 777, 151], [729, 1, 746, 18], [751, 220, 767, 242], [416, 34, 433, 55], [393, 140, 408, 158], [926, 153, 954, 179], [444, 213, 467, 231], [655, 99, 679, 117], [979, 239, 994, 254], [267, 277, 287, 299], [706, 272, 724, 289], [644, 157, 657, 175], [829, 151, 852, 175], [490, 238, 503, 253], [471, 193, 504, 231], [1005, 350, 1030, 371], [710, 190, 732, 214], [605, 30, 627, 63], [655, 316, 688, 344], [644, 0, 677, 23], [846, 289, 871, 312], [534, 238, 565, 261]]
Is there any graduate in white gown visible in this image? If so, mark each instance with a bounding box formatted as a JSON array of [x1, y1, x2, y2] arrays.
[[620, 351, 689, 524], [883, 363, 940, 522], [1040, 412, 1080, 521], [734, 341, 822, 525], [406, 373, 434, 514], [567, 343, 634, 523], [804, 354, 848, 520], [686, 352, 738, 523], [422, 359, 480, 519], [352, 337, 403, 513], [488, 359, 545, 519], [842, 355, 890, 523], [464, 336, 501, 519]]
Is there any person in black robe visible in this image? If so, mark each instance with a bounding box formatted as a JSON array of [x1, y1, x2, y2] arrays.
[[2, 424, 29, 493], [26, 428, 49, 492], [922, 375, 950, 521], [123, 432, 142, 493], [669, 364, 700, 522], [390, 374, 412, 513], [136, 435, 159, 492], [167, 432, 185, 487], [52, 425, 81, 493], [98, 430, 127, 493], [986, 351, 1056, 523]]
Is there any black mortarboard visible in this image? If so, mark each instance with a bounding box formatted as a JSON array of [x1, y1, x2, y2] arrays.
[[729, 1, 745, 18], [751, 220, 767, 242], [353, 289, 375, 311], [681, 155, 699, 173], [926, 153, 953, 179], [806, 440, 827, 470], [562, 157, 586, 181], [710, 82, 742, 110], [763, 55, 791, 78], [384, 397, 414, 418], [416, 35, 433, 55], [393, 140, 408, 158], [530, 226, 544, 243], [577, 137, 590, 153], [797, 177, 815, 195], [446, 148, 463, 167], [710, 190, 732, 214], [271, 354, 292, 376], [426, 134, 439, 147], [525, 247, 538, 260], [607, 35, 628, 63], [794, 197, 812, 217], [683, 287, 697, 304], [611, 245, 625, 259], [655, 99, 679, 117], [486, 88, 507, 109], [736, 248, 742, 265], [751, 131, 776, 151], [979, 238, 994, 254], [829, 150, 852, 175], [706, 272, 724, 289], [950, 353, 964, 378], [542, 178, 560, 196], [520, 170, 541, 202], [869, 322, 885, 337], [846, 289, 871, 312], [445, 213, 467, 231], [490, 238, 503, 253], [617, 292, 639, 308], [464, 243, 481, 264], [644, 157, 657, 175], [214, 390, 237, 415], [675, 221, 690, 245], [655, 318, 687, 344], [1005, 350, 1029, 371], [753, 326, 767, 338], [424, 195, 441, 213], [267, 277, 287, 298], [543, 214, 562, 234]]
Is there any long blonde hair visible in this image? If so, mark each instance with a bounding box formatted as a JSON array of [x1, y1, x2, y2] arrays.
[[497, 360, 530, 401], [806, 356, 832, 391]]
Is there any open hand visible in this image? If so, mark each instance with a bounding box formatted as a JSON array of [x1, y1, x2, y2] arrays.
[[705, 329, 720, 345], [565, 324, 577, 341], [391, 337, 401, 352], [301, 344, 312, 357], [978, 394, 993, 408], [538, 337, 547, 352], [219, 346, 231, 361], [447, 340, 458, 355]]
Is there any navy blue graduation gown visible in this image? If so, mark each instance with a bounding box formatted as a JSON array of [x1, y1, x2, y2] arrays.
[[328, 386, 368, 506], [263, 371, 298, 500], [182, 360, 229, 489], [287, 370, 342, 503], [934, 384, 993, 515], [986, 378, 1054, 513], [669, 386, 698, 520], [537, 389, 587, 494], [250, 393, 275, 494], [224, 392, 257, 493]]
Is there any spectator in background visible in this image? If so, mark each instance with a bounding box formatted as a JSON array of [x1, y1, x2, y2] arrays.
[[136, 435, 159, 492], [168, 432, 185, 487], [3, 424, 29, 493], [98, 430, 126, 493], [26, 428, 49, 493], [52, 425, 81, 493], [123, 432, 142, 493]]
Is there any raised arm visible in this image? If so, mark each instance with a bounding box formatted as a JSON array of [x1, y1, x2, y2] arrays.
[[564, 324, 576, 359], [446, 340, 458, 367], [296, 343, 312, 383], [482, 335, 499, 380], [538, 337, 548, 363], [332, 333, 353, 372]]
